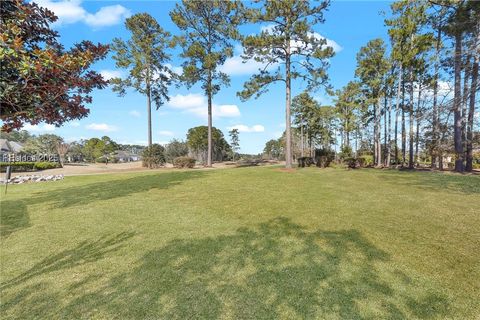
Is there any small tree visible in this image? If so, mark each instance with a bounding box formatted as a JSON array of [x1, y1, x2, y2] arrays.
[[229, 129, 240, 161], [111, 13, 172, 147], [56, 142, 69, 166], [165, 139, 188, 163], [142, 144, 166, 169]]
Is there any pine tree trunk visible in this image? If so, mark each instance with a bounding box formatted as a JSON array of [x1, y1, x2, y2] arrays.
[[207, 84, 213, 167], [147, 87, 152, 147], [466, 30, 479, 171], [383, 94, 388, 166], [409, 70, 414, 169], [431, 27, 441, 169], [415, 82, 422, 166], [300, 120, 304, 158], [401, 81, 406, 166], [285, 41, 292, 168], [394, 64, 402, 165], [387, 94, 392, 167], [453, 31, 464, 172]]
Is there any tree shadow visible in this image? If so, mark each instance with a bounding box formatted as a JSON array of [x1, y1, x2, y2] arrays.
[[0, 200, 30, 238], [0, 170, 207, 238], [374, 169, 480, 195], [0, 231, 135, 291], [49, 218, 449, 319]]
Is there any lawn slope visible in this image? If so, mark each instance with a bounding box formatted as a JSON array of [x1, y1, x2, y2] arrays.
[[1, 167, 479, 319]]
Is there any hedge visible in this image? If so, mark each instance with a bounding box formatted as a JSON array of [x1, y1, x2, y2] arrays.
[[0, 162, 60, 172], [173, 157, 196, 168]]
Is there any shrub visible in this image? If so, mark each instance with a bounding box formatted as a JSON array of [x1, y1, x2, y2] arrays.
[[314, 148, 335, 168], [358, 154, 373, 167], [33, 162, 60, 170], [345, 157, 359, 169], [297, 157, 314, 168], [142, 144, 166, 168], [339, 145, 353, 160], [0, 162, 59, 172], [173, 156, 196, 168]]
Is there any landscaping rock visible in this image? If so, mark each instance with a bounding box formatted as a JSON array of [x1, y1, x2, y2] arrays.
[[1, 174, 64, 184]]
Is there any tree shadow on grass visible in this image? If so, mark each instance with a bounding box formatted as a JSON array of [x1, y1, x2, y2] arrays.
[[375, 169, 480, 195], [41, 218, 450, 319], [0, 231, 135, 291], [0, 200, 29, 238], [0, 170, 207, 238]]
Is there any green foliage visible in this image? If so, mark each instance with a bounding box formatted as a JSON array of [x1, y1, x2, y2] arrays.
[[339, 145, 353, 160], [22, 134, 63, 154], [111, 13, 172, 109], [228, 129, 240, 161], [0, 0, 108, 131], [0, 161, 59, 172], [0, 130, 32, 143], [173, 156, 196, 169], [142, 144, 166, 168], [82, 136, 118, 162], [33, 161, 59, 170], [170, 0, 240, 95], [334, 81, 361, 145], [263, 139, 284, 160], [165, 139, 188, 163], [238, 0, 334, 100], [186, 126, 231, 162], [314, 148, 335, 168], [359, 154, 374, 167]]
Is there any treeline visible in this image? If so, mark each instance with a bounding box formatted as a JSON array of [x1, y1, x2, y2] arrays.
[[0, 125, 235, 165], [266, 1, 479, 171], [333, 0, 479, 172]]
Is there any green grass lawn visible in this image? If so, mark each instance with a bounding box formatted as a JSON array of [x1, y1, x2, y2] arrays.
[[1, 167, 479, 319]]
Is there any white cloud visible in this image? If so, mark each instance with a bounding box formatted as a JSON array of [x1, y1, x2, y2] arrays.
[[129, 110, 141, 118], [216, 105, 241, 118], [159, 130, 174, 137], [219, 55, 276, 76], [23, 123, 56, 132], [84, 5, 130, 27], [167, 93, 241, 118], [100, 70, 123, 80], [86, 123, 118, 132], [227, 124, 265, 133], [69, 121, 81, 127], [34, 0, 130, 28], [168, 93, 205, 109]]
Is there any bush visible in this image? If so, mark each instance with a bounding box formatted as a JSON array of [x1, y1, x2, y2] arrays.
[[297, 157, 314, 168], [339, 145, 353, 160], [345, 157, 359, 169], [173, 156, 196, 168], [0, 162, 59, 172], [142, 144, 166, 168], [33, 162, 60, 170], [314, 148, 335, 168], [358, 154, 373, 167]]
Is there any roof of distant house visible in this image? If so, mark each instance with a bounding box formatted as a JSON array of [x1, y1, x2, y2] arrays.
[[0, 139, 23, 152]]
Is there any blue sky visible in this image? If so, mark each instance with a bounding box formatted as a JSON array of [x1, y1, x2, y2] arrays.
[[27, 0, 393, 154]]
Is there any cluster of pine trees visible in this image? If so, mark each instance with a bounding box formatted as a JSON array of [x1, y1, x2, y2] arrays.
[[330, 0, 478, 172]]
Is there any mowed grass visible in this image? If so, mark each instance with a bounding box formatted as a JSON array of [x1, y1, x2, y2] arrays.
[[0, 167, 479, 319]]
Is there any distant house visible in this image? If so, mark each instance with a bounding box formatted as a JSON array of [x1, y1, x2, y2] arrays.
[[0, 139, 23, 153], [113, 150, 141, 162], [0, 139, 24, 162]]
